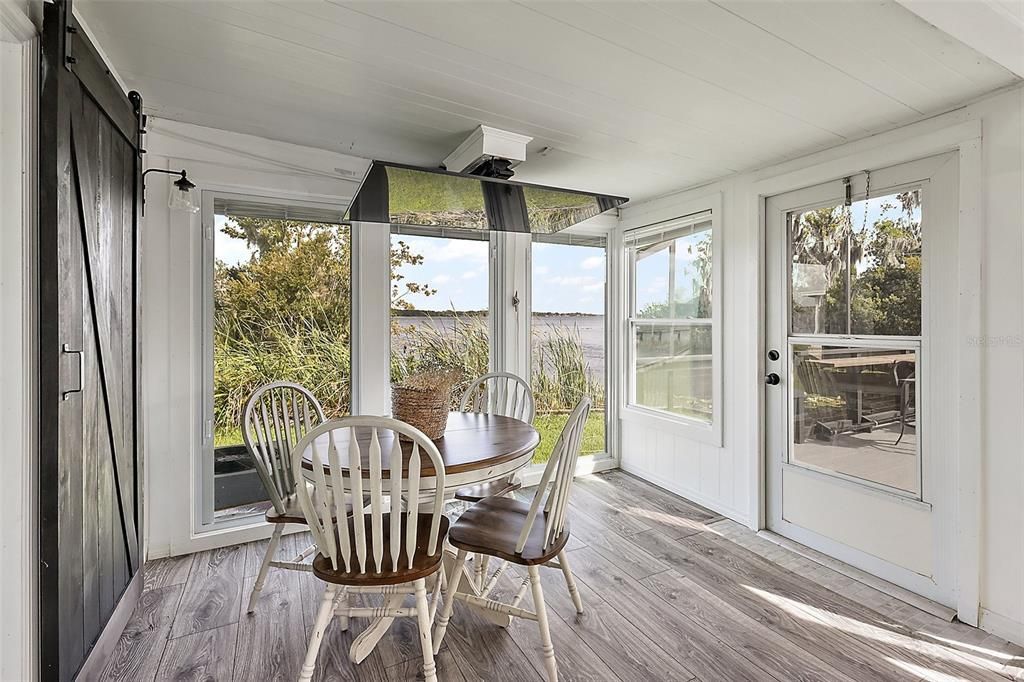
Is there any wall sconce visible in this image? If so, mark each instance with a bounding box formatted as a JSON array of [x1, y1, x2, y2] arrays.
[[142, 168, 198, 215]]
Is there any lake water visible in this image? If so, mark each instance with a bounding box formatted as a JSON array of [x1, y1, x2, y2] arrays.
[[394, 313, 606, 378]]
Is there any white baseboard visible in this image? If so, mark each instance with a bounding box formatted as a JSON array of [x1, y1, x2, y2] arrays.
[[618, 460, 752, 527], [980, 608, 1024, 647], [149, 521, 309, 560]]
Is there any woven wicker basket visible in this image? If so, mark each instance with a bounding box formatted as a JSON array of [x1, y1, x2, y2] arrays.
[[391, 384, 450, 440]]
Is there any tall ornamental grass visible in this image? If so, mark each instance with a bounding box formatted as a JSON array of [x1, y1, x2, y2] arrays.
[[214, 311, 351, 440]]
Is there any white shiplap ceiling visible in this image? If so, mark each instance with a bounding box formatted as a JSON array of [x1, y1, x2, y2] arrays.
[[77, 0, 1018, 202]]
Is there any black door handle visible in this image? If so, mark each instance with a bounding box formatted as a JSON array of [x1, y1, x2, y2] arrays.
[[765, 373, 781, 386]]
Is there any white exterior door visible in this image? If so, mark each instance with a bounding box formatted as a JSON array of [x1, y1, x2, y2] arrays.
[[765, 153, 959, 606]]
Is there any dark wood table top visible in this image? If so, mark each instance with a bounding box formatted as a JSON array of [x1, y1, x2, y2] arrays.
[[300, 411, 540, 479]]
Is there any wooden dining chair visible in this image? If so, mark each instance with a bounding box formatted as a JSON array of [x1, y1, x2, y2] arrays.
[[241, 381, 329, 614], [454, 371, 536, 588], [433, 398, 592, 682], [291, 416, 448, 682], [455, 372, 535, 504]]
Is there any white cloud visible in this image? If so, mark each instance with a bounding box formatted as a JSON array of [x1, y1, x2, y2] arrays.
[[433, 274, 452, 284], [580, 256, 605, 270], [407, 237, 488, 263], [534, 265, 550, 276], [544, 275, 604, 293], [462, 269, 480, 280]]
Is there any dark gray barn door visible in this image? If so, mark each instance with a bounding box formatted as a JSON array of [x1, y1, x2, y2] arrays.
[[39, 2, 143, 679]]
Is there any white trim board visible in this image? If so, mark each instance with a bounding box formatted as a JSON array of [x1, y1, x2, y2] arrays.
[[0, 28, 39, 682], [981, 609, 1024, 648], [619, 461, 751, 528]]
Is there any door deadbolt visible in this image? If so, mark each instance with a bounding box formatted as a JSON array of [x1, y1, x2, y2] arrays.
[[767, 349, 780, 361]]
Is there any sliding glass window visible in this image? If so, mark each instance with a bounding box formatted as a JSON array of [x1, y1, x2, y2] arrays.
[[204, 194, 350, 525], [531, 232, 608, 463]]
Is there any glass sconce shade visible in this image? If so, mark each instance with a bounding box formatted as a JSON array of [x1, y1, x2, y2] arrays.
[[168, 174, 199, 213]]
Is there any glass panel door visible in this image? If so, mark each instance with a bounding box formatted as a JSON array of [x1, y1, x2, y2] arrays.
[[764, 153, 959, 607]]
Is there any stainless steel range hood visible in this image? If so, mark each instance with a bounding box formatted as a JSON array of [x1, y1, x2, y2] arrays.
[[347, 161, 628, 234]]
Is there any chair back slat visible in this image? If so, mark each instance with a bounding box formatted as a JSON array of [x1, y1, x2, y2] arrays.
[[389, 438, 403, 571], [325, 429, 349, 571], [292, 417, 446, 576], [405, 443, 421, 569], [515, 398, 591, 553], [459, 372, 536, 425], [368, 429, 384, 570], [243, 382, 327, 515], [348, 429, 367, 572]]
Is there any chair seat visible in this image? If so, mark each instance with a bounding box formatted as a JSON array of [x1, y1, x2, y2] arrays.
[[265, 493, 311, 524], [454, 477, 522, 503], [312, 513, 450, 586], [448, 496, 569, 566]]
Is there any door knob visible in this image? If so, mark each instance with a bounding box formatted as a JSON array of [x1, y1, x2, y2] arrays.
[[764, 373, 781, 386]]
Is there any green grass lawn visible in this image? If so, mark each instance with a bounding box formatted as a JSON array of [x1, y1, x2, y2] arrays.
[[531, 410, 605, 464]]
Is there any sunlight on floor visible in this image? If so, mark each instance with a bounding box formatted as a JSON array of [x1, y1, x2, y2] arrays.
[[743, 584, 1008, 677]]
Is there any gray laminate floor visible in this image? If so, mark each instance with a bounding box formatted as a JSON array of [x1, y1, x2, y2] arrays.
[[100, 471, 1024, 681]]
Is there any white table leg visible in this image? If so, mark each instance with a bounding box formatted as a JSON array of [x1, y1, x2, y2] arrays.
[[349, 592, 405, 663]]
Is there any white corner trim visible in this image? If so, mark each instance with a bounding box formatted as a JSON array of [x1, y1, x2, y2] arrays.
[[0, 33, 39, 682], [954, 134, 984, 628], [0, 0, 38, 43]]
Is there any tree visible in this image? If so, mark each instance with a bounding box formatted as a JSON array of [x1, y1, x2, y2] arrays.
[[212, 216, 436, 433], [791, 205, 862, 334]]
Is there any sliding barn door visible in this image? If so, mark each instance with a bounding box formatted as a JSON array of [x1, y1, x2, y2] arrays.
[[39, 2, 144, 680]]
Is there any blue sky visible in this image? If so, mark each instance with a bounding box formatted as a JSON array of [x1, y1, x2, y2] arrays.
[[393, 237, 607, 314]]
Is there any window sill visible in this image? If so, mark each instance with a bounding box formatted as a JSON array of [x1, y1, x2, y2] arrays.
[[621, 405, 722, 447], [519, 451, 617, 487]]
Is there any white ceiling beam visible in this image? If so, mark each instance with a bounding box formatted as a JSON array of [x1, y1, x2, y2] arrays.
[[897, 0, 1024, 79]]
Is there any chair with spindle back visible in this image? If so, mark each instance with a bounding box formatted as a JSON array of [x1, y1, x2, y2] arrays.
[[241, 382, 330, 614], [455, 372, 535, 504], [454, 372, 536, 589], [291, 416, 448, 682], [433, 398, 592, 682]]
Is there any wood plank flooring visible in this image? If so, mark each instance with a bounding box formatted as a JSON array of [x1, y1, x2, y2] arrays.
[[100, 471, 1024, 681]]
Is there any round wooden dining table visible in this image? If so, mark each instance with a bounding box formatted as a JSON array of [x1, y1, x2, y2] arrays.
[[300, 411, 540, 491], [299, 411, 540, 662]]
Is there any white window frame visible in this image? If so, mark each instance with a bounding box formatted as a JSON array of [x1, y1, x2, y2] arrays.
[[622, 194, 723, 447], [197, 190, 354, 534], [520, 220, 614, 481]]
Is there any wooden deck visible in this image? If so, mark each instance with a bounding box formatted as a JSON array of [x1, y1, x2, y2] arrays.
[[101, 471, 1024, 681]]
